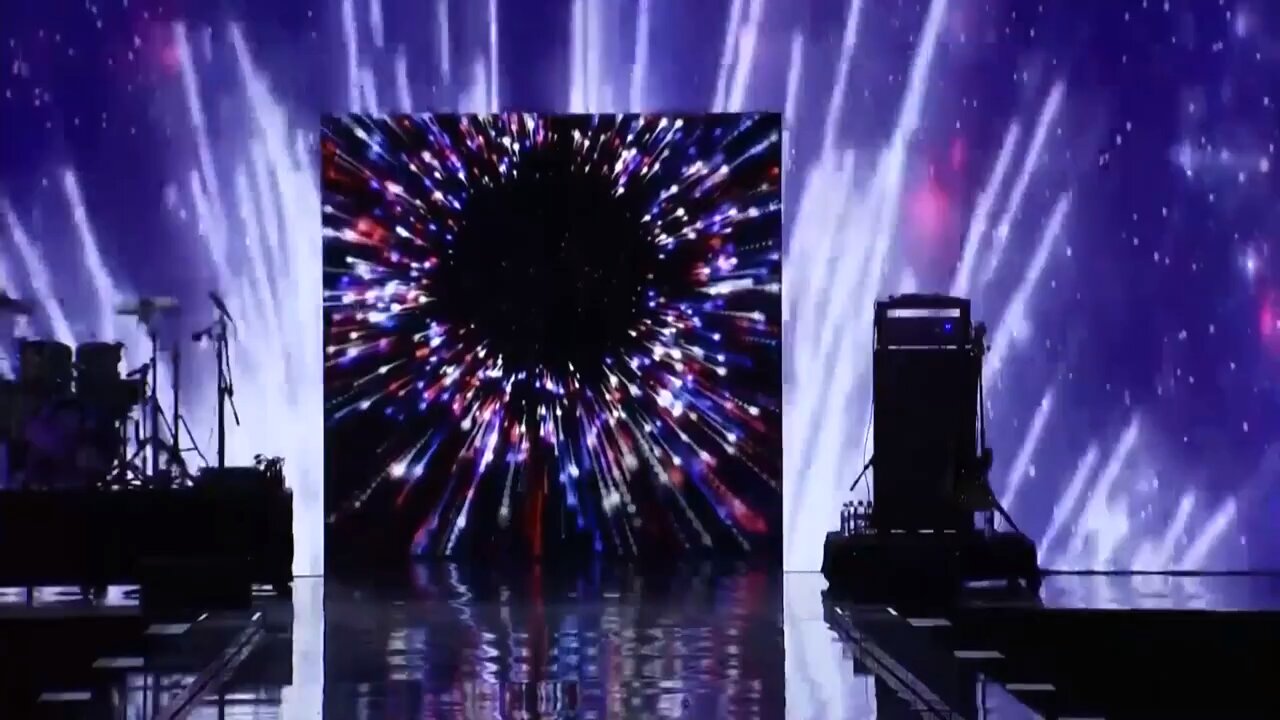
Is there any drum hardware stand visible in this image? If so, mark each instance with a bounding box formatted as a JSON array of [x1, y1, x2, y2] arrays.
[[166, 340, 207, 483], [193, 291, 239, 469], [115, 298, 195, 488], [106, 363, 150, 488], [141, 340, 200, 487]]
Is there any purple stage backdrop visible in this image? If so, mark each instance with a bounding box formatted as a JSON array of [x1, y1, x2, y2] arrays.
[[321, 113, 782, 559], [0, 0, 1277, 575]]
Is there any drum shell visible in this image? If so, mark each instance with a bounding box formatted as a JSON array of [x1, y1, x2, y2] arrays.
[[0, 380, 55, 439], [78, 378, 145, 423], [0, 380, 20, 438], [21, 396, 120, 487], [18, 341, 73, 393], [75, 341, 125, 389]]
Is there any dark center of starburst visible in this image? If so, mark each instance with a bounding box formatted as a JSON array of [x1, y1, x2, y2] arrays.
[[434, 152, 658, 374]]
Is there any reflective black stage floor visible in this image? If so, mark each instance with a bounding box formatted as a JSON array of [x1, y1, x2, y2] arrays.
[[804, 572, 1280, 719], [328, 567, 1280, 719], [324, 562, 787, 719], [9, 569, 1279, 718], [0, 582, 320, 719]]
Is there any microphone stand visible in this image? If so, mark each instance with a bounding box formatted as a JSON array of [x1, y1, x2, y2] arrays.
[[217, 317, 229, 467], [190, 293, 240, 472], [972, 323, 1021, 535], [200, 315, 240, 469], [147, 321, 161, 480], [217, 319, 227, 468]]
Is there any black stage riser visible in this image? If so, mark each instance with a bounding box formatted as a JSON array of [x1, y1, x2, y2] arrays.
[[0, 487, 293, 589]]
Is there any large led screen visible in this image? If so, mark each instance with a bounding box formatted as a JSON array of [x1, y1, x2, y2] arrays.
[[2, 0, 1276, 575], [322, 113, 783, 560]]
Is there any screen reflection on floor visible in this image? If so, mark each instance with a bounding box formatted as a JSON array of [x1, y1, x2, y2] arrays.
[[317, 570, 1280, 719], [13, 571, 1277, 717], [324, 562, 785, 719], [783, 573, 1038, 720], [1035, 573, 1280, 611]]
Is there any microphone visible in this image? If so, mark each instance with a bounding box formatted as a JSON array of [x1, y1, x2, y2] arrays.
[[209, 291, 234, 324]]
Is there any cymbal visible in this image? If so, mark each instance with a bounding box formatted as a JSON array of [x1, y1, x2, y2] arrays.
[[0, 291, 33, 315], [116, 297, 179, 316]]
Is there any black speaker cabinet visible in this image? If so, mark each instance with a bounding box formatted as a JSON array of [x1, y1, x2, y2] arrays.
[[872, 295, 977, 531]]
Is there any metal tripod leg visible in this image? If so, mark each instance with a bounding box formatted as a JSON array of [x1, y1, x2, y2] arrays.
[[159, 418, 193, 485], [111, 422, 148, 488], [109, 397, 151, 488]]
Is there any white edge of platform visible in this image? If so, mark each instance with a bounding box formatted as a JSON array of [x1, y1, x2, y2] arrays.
[[1005, 682, 1056, 692], [145, 622, 192, 635], [39, 691, 92, 702], [953, 649, 1003, 660], [93, 656, 145, 669]]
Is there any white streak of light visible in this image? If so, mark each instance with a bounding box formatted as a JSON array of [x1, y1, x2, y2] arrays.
[[394, 48, 411, 110], [461, 58, 489, 114], [951, 123, 1021, 298], [359, 66, 379, 112], [1179, 498, 1237, 570], [1138, 492, 1195, 570], [783, 32, 804, 139], [1063, 417, 1141, 569], [570, 0, 586, 112], [1000, 388, 1055, 512], [586, 0, 602, 110], [981, 82, 1066, 285], [175, 23, 229, 268], [821, 0, 864, 155], [726, 0, 764, 112], [370, 0, 385, 48], [1039, 444, 1100, 559], [62, 170, 119, 341], [984, 193, 1071, 385], [629, 0, 651, 110], [713, 0, 745, 112], [851, 0, 948, 322], [341, 0, 361, 111], [487, 0, 499, 112], [436, 0, 451, 85], [1, 204, 75, 345]]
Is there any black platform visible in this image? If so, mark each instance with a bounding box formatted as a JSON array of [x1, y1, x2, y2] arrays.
[[822, 528, 1040, 601], [0, 486, 293, 590]]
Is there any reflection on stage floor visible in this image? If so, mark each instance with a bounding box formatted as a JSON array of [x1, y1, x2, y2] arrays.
[[324, 563, 1040, 719], [11, 567, 1278, 718], [0, 579, 321, 719], [324, 562, 786, 719], [813, 571, 1280, 719], [785, 572, 1038, 720], [1009, 571, 1280, 611]]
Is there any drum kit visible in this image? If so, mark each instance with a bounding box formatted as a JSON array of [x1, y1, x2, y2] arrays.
[[0, 290, 240, 490]]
